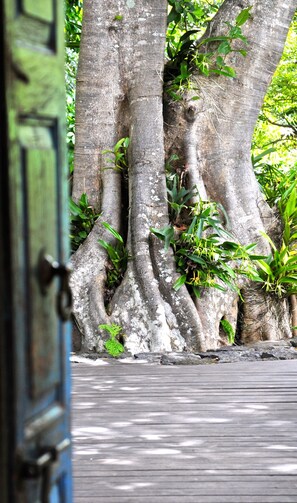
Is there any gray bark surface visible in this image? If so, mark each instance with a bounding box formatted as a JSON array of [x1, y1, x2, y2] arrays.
[[71, 0, 296, 353]]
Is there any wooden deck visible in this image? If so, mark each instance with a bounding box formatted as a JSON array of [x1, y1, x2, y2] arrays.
[[72, 359, 297, 502]]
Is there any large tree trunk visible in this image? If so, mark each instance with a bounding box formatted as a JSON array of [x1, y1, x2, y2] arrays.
[[70, 0, 295, 353]]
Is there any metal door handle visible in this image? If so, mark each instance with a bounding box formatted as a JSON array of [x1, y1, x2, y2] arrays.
[[38, 252, 73, 321], [20, 438, 71, 503], [21, 438, 71, 477]]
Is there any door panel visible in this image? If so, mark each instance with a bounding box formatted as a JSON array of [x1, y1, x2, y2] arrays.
[[14, 0, 56, 49], [21, 0, 54, 23], [21, 122, 59, 398], [1, 0, 72, 501]]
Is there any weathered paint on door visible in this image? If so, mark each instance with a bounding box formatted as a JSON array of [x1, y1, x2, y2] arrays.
[[0, 0, 72, 501]]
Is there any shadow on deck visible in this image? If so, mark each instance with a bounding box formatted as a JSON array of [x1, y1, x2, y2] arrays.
[[72, 359, 297, 503]]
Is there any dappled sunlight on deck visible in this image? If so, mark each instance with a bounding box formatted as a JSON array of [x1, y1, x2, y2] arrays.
[[72, 360, 297, 502]]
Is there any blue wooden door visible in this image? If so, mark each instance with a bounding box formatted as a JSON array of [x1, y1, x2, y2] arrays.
[[0, 0, 72, 501]]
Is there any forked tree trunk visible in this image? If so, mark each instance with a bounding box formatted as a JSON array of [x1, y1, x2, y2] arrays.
[[71, 0, 295, 353]]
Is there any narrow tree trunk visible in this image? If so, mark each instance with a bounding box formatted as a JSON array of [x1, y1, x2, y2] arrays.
[[71, 0, 296, 353]]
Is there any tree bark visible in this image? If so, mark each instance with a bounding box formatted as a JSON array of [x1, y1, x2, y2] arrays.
[[290, 295, 297, 337], [71, 0, 296, 353]]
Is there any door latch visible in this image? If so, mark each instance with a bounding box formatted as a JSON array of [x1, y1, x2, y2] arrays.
[[20, 438, 70, 503], [38, 252, 73, 321]]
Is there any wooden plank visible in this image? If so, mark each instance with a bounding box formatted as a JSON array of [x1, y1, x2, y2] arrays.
[[73, 478, 297, 494], [74, 498, 297, 503], [72, 359, 297, 502], [73, 468, 297, 477], [73, 437, 297, 445], [72, 456, 297, 469]]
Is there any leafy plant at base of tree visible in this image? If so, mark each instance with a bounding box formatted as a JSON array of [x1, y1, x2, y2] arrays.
[[151, 199, 262, 299], [69, 193, 100, 253], [220, 319, 235, 344], [98, 323, 125, 357], [256, 237, 297, 298], [98, 222, 129, 289], [256, 185, 297, 298]]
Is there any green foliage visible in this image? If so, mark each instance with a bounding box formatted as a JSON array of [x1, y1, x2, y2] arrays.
[[252, 148, 282, 206], [65, 0, 83, 173], [220, 319, 235, 344], [98, 323, 125, 357], [69, 193, 100, 253], [252, 147, 297, 208], [165, 1, 251, 99], [252, 142, 297, 299], [251, 14, 297, 302], [278, 180, 297, 249], [154, 163, 262, 298], [166, 0, 221, 61], [65, 48, 78, 174], [252, 13, 297, 170], [256, 184, 297, 298], [166, 157, 197, 223], [65, 0, 83, 48], [256, 239, 297, 298], [152, 199, 261, 299], [102, 137, 130, 173], [167, 176, 195, 222], [98, 222, 129, 289], [155, 156, 297, 302]]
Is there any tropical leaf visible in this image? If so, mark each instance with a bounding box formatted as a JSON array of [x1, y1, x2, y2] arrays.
[[173, 274, 187, 290], [256, 260, 273, 276], [102, 221, 124, 243], [235, 6, 252, 27]]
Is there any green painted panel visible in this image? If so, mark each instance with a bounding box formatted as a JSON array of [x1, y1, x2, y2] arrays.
[[22, 0, 54, 23], [20, 124, 59, 397]]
